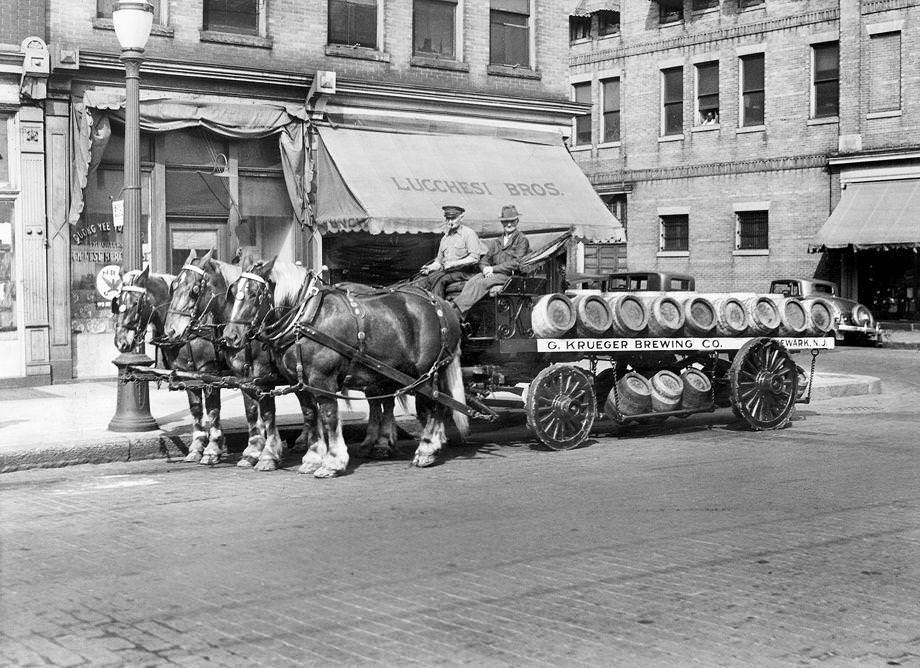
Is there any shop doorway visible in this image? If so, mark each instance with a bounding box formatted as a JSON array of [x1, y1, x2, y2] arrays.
[[167, 221, 229, 274], [858, 248, 919, 321]]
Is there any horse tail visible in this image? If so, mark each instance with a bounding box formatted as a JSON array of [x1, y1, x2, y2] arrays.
[[444, 345, 469, 440]]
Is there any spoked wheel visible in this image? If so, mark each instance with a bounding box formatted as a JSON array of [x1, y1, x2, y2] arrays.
[[729, 337, 799, 430], [526, 365, 596, 450]]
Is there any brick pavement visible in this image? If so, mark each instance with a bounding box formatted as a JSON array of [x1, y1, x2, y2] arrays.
[[1, 348, 919, 667]]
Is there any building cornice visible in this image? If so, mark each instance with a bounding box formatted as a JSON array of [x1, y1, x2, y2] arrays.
[[828, 149, 920, 167], [588, 154, 828, 185], [862, 0, 920, 14], [570, 9, 839, 67]]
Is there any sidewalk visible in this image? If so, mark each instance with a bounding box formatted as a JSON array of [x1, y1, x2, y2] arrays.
[[0, 367, 882, 474], [880, 322, 920, 349]]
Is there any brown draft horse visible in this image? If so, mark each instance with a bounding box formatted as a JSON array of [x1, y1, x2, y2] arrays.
[[112, 265, 228, 463], [221, 257, 469, 478], [162, 250, 314, 471]]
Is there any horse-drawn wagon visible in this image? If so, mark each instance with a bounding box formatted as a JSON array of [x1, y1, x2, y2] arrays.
[[115, 236, 833, 474]]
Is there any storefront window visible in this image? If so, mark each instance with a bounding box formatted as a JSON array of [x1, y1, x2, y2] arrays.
[[0, 118, 8, 184], [240, 175, 293, 261], [0, 201, 15, 333], [169, 228, 222, 274], [165, 170, 231, 216]]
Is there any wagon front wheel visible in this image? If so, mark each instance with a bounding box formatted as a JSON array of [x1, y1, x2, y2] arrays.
[[729, 337, 798, 430], [526, 365, 596, 450]]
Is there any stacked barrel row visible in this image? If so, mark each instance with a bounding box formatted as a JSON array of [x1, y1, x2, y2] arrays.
[[531, 291, 839, 340], [605, 368, 713, 419]]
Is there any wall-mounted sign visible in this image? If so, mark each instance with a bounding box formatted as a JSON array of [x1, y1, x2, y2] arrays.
[[112, 199, 124, 232], [95, 264, 122, 300]]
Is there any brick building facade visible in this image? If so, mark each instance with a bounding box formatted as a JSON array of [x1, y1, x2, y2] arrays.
[[1, 0, 625, 385], [568, 0, 920, 319]]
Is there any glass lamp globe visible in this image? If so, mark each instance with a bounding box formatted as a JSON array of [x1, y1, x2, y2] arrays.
[[113, 0, 154, 52]]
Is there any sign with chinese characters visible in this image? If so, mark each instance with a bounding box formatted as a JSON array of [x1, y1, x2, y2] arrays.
[[111, 199, 124, 232], [95, 264, 122, 300]]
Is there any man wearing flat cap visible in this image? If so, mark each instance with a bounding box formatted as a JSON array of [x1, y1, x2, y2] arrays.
[[418, 205, 481, 299], [453, 204, 530, 316]]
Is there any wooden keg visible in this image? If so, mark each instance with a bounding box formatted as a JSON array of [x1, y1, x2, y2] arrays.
[[775, 297, 810, 336], [680, 367, 713, 410], [643, 295, 686, 338], [681, 295, 717, 337], [573, 294, 614, 337], [606, 372, 652, 418], [605, 293, 649, 337], [708, 295, 749, 337], [802, 297, 838, 336], [745, 295, 782, 335], [650, 370, 684, 412], [531, 293, 576, 338]]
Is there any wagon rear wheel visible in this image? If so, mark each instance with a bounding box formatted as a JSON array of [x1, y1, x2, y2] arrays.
[[729, 337, 798, 430], [526, 365, 596, 450]]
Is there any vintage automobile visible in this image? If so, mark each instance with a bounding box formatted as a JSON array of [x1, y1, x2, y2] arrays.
[[567, 270, 696, 292], [769, 278, 882, 345]]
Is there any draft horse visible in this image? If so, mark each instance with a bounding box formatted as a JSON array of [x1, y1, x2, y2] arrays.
[[112, 265, 227, 463], [221, 257, 469, 478], [162, 250, 312, 470]]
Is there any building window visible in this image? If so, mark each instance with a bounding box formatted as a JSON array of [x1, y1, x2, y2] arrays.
[[693, 0, 719, 11], [0, 200, 15, 333], [660, 214, 689, 252], [736, 210, 768, 250], [601, 78, 620, 143], [597, 11, 620, 36], [204, 0, 260, 35], [98, 0, 165, 23], [659, 0, 684, 24], [569, 15, 592, 41], [868, 32, 900, 113], [328, 0, 377, 49], [662, 67, 683, 136], [695, 61, 719, 125], [739, 0, 763, 7], [573, 81, 592, 146], [414, 0, 457, 58], [740, 53, 764, 127], [812, 42, 839, 118], [490, 0, 530, 67], [584, 243, 626, 275]]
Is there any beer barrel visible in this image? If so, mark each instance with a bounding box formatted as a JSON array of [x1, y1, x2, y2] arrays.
[[802, 297, 837, 336], [531, 293, 576, 338], [605, 293, 649, 337], [650, 370, 684, 412], [745, 295, 782, 335], [680, 367, 713, 410], [606, 372, 652, 418], [775, 297, 810, 336], [643, 295, 686, 338], [681, 295, 717, 337], [710, 295, 749, 336], [573, 294, 614, 337]]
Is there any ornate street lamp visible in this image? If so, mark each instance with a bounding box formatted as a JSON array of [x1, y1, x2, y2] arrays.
[[108, 0, 158, 432]]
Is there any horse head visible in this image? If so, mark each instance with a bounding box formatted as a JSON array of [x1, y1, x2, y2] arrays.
[[220, 256, 277, 350], [163, 249, 227, 344], [112, 265, 152, 352]]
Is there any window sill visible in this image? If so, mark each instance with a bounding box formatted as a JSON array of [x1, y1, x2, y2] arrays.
[[740, 3, 766, 12], [597, 32, 621, 41], [691, 7, 720, 17], [657, 250, 689, 258], [692, 124, 720, 132], [569, 37, 593, 46], [867, 110, 902, 120], [569, 144, 592, 152], [659, 19, 684, 28], [732, 249, 769, 256], [658, 134, 684, 143], [410, 56, 469, 72], [487, 65, 541, 80], [199, 30, 273, 49], [736, 125, 765, 134], [93, 17, 173, 37], [597, 140, 621, 149], [325, 44, 390, 62], [807, 116, 838, 126]]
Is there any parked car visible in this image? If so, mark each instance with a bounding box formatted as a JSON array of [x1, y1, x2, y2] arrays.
[[769, 278, 882, 344], [567, 270, 696, 292]]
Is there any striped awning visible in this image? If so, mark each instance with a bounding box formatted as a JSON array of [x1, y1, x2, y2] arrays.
[[571, 0, 620, 17]]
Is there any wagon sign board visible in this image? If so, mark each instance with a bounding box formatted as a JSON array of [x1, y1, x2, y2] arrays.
[[535, 336, 835, 353]]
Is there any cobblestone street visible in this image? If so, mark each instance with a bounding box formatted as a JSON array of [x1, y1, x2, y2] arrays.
[[1, 348, 919, 666]]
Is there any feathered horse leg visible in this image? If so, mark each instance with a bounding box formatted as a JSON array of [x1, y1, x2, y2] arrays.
[[199, 388, 225, 465]]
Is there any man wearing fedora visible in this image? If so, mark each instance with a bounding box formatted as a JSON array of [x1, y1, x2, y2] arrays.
[[453, 204, 530, 316], [418, 205, 482, 298]]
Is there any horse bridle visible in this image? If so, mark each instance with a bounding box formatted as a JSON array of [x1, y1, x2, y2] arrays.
[[166, 264, 220, 339], [113, 284, 153, 332], [225, 271, 274, 340]]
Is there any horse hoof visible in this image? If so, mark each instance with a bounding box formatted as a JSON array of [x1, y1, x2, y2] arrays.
[[236, 456, 256, 468], [412, 454, 436, 468], [199, 454, 220, 466], [313, 466, 341, 479], [184, 452, 202, 463], [299, 462, 320, 475], [369, 446, 394, 460], [254, 459, 277, 472]]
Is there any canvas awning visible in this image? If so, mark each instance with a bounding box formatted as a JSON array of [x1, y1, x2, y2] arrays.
[[810, 179, 920, 251], [314, 126, 625, 245], [572, 0, 620, 16]]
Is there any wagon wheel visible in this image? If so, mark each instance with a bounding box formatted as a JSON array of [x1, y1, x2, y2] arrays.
[[526, 365, 596, 450], [729, 337, 798, 430]]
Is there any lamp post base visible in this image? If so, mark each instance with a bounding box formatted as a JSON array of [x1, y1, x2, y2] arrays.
[[108, 351, 159, 432]]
